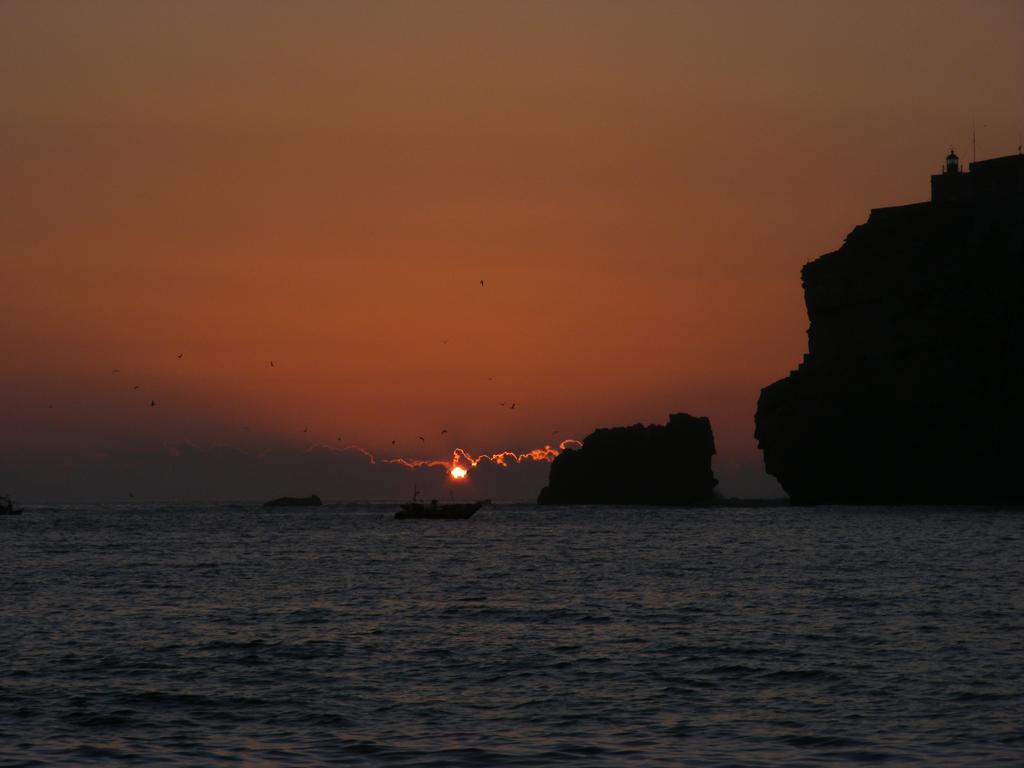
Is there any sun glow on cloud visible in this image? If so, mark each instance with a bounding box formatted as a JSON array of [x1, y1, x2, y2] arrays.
[[382, 439, 583, 475]]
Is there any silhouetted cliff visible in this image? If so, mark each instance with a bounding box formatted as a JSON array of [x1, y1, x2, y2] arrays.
[[756, 153, 1024, 504], [538, 414, 717, 505]]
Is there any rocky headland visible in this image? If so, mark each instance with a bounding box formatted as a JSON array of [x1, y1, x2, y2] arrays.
[[538, 413, 717, 505], [756, 152, 1024, 504]]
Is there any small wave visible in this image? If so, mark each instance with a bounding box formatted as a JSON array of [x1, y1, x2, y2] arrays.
[[761, 668, 841, 682], [780, 734, 865, 748], [818, 749, 902, 763], [272, 639, 347, 660], [948, 689, 1019, 702], [70, 744, 142, 760], [122, 690, 217, 708], [63, 708, 135, 728], [285, 607, 334, 624], [197, 638, 271, 651], [707, 664, 763, 675]]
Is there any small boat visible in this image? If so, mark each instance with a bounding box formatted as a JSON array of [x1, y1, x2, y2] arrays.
[[395, 493, 488, 520], [0, 496, 23, 516]]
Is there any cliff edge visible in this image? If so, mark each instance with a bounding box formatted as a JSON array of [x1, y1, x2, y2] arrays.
[[755, 153, 1024, 504], [538, 413, 717, 505]]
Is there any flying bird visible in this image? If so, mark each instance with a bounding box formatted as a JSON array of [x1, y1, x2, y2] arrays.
[[391, 440, 396, 445], [177, 353, 183, 359], [303, 426, 309, 433], [112, 368, 120, 374], [150, 400, 156, 407], [479, 279, 484, 287], [510, 402, 517, 410], [441, 339, 449, 345], [270, 361, 275, 367], [133, 385, 140, 390], [418, 435, 425, 442], [441, 429, 448, 435]]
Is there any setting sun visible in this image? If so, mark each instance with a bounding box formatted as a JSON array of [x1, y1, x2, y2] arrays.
[[450, 466, 468, 480]]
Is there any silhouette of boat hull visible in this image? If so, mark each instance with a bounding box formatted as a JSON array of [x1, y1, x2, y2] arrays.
[[395, 501, 483, 520]]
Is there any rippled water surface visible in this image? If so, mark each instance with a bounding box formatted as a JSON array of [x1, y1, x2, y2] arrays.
[[2, 504, 1023, 766]]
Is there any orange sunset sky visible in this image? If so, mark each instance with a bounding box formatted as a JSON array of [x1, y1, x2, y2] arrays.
[[2, 2, 1023, 501]]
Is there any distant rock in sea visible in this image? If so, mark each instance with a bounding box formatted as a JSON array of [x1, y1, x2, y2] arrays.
[[264, 494, 323, 507], [538, 413, 717, 505], [756, 152, 1024, 504]]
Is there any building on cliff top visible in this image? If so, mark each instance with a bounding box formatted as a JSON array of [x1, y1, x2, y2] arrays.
[[930, 148, 1024, 205]]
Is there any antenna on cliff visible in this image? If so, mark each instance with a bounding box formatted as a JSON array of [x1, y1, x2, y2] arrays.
[[972, 119, 976, 164]]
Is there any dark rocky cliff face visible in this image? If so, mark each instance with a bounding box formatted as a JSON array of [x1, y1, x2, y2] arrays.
[[537, 413, 717, 505], [756, 154, 1024, 504]]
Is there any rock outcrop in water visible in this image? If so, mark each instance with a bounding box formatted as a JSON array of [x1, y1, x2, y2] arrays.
[[756, 152, 1024, 504], [538, 413, 717, 505]]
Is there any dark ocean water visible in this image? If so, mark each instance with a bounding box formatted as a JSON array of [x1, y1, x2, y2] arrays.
[[2, 504, 1022, 766]]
